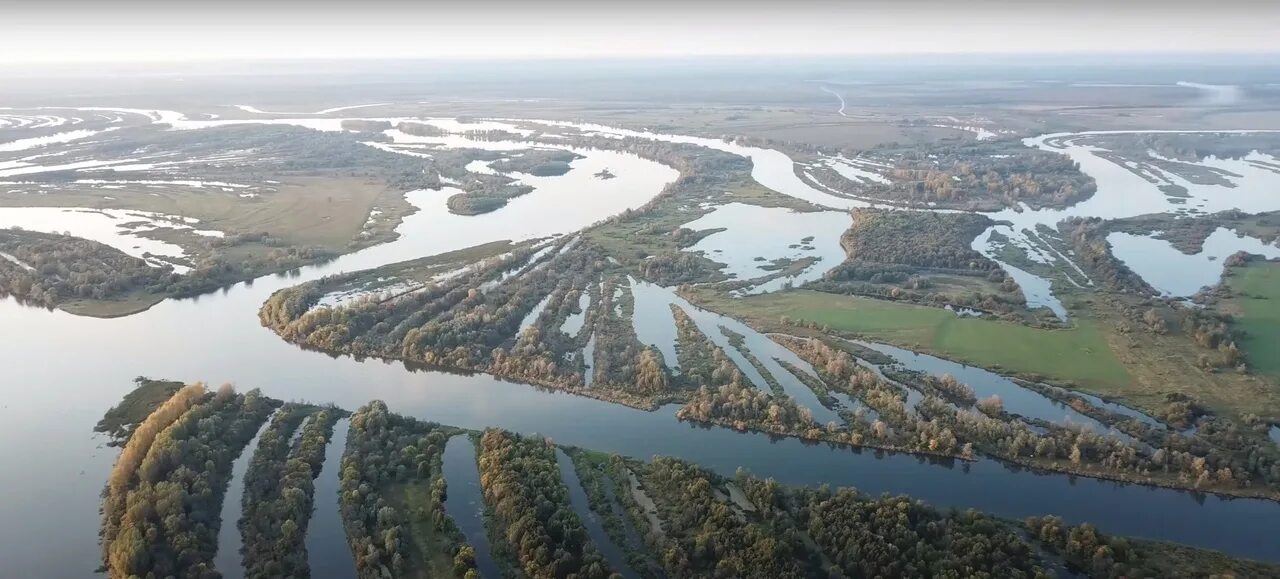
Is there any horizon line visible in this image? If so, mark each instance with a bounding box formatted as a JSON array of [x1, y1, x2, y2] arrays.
[[4, 51, 1280, 67]]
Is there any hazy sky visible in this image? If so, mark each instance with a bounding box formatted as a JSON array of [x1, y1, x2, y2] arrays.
[[2, 0, 1279, 63]]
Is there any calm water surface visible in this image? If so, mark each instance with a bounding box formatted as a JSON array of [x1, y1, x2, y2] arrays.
[[307, 418, 357, 579], [555, 449, 640, 579], [1, 118, 1279, 577], [442, 436, 501, 579], [213, 414, 278, 579]]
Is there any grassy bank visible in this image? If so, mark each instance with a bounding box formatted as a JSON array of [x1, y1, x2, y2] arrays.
[[1226, 261, 1280, 378], [689, 288, 1131, 390], [93, 378, 185, 443], [390, 481, 459, 578], [57, 291, 167, 318]]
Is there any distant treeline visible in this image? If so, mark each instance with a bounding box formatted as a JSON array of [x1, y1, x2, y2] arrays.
[[0, 227, 338, 311], [0, 228, 176, 307], [809, 140, 1097, 210]]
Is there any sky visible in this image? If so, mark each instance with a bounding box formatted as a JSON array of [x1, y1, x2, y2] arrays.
[[2, 0, 1279, 63]]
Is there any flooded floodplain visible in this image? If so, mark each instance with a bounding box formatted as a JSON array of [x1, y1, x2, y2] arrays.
[[2, 109, 1280, 577]]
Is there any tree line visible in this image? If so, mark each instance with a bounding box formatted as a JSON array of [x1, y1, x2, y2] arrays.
[[799, 485, 1044, 577], [1025, 515, 1280, 578], [340, 401, 472, 578], [239, 406, 343, 578], [477, 429, 616, 578], [0, 227, 343, 311], [263, 242, 694, 409], [100, 384, 277, 579], [781, 335, 1280, 497], [95, 393, 1280, 578], [813, 139, 1097, 210], [0, 228, 178, 307], [810, 209, 1029, 316]]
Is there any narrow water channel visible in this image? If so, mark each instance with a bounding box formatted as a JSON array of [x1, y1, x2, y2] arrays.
[[289, 415, 312, 447], [599, 473, 658, 577], [4, 117, 1280, 577], [561, 290, 591, 336], [554, 449, 640, 579], [441, 436, 500, 579], [854, 339, 1148, 436], [582, 333, 597, 387], [212, 411, 278, 579], [306, 418, 356, 579], [518, 293, 554, 332], [630, 279, 838, 424]]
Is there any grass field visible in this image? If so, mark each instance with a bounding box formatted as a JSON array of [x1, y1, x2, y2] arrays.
[[691, 288, 1132, 390], [0, 174, 413, 316], [0, 174, 409, 252], [390, 481, 458, 578], [94, 378, 184, 441], [1226, 262, 1280, 377]]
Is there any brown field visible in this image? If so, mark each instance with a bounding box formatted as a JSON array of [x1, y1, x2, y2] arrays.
[[0, 174, 410, 252]]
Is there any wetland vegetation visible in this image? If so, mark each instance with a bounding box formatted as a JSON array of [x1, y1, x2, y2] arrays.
[[99, 384, 277, 579], [96, 385, 1280, 578], [0, 226, 350, 316], [340, 401, 469, 578], [237, 405, 344, 579], [1224, 260, 1280, 377], [260, 236, 690, 409], [8, 68, 1280, 578], [0, 228, 179, 314], [808, 209, 1030, 319], [238, 116, 1280, 499], [798, 139, 1097, 211], [0, 123, 432, 315]]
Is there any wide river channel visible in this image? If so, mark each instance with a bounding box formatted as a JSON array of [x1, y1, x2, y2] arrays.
[[0, 114, 1278, 577]]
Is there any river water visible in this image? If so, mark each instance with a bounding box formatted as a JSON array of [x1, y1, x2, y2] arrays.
[[0, 112, 1278, 577], [212, 411, 279, 579], [1109, 227, 1280, 297], [308, 418, 357, 579], [441, 436, 500, 579], [555, 449, 640, 579]]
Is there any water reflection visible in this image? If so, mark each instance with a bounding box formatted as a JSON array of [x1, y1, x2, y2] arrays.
[[1109, 228, 1280, 297], [854, 340, 1147, 438], [555, 449, 639, 579], [442, 436, 500, 579], [4, 119, 1280, 577], [307, 418, 357, 579], [678, 203, 850, 295], [213, 412, 278, 579], [630, 279, 838, 423]]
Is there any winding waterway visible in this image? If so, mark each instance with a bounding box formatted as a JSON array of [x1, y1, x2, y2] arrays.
[[1, 111, 1279, 577]]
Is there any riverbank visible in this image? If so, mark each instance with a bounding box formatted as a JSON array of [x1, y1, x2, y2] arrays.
[[98, 384, 1280, 577], [10, 111, 1280, 576]]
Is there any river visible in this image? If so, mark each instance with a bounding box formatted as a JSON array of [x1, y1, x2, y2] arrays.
[[308, 418, 357, 579], [0, 112, 1278, 577]]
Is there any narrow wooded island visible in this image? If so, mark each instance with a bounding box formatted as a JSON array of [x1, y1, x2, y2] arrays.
[[95, 380, 1280, 579]]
